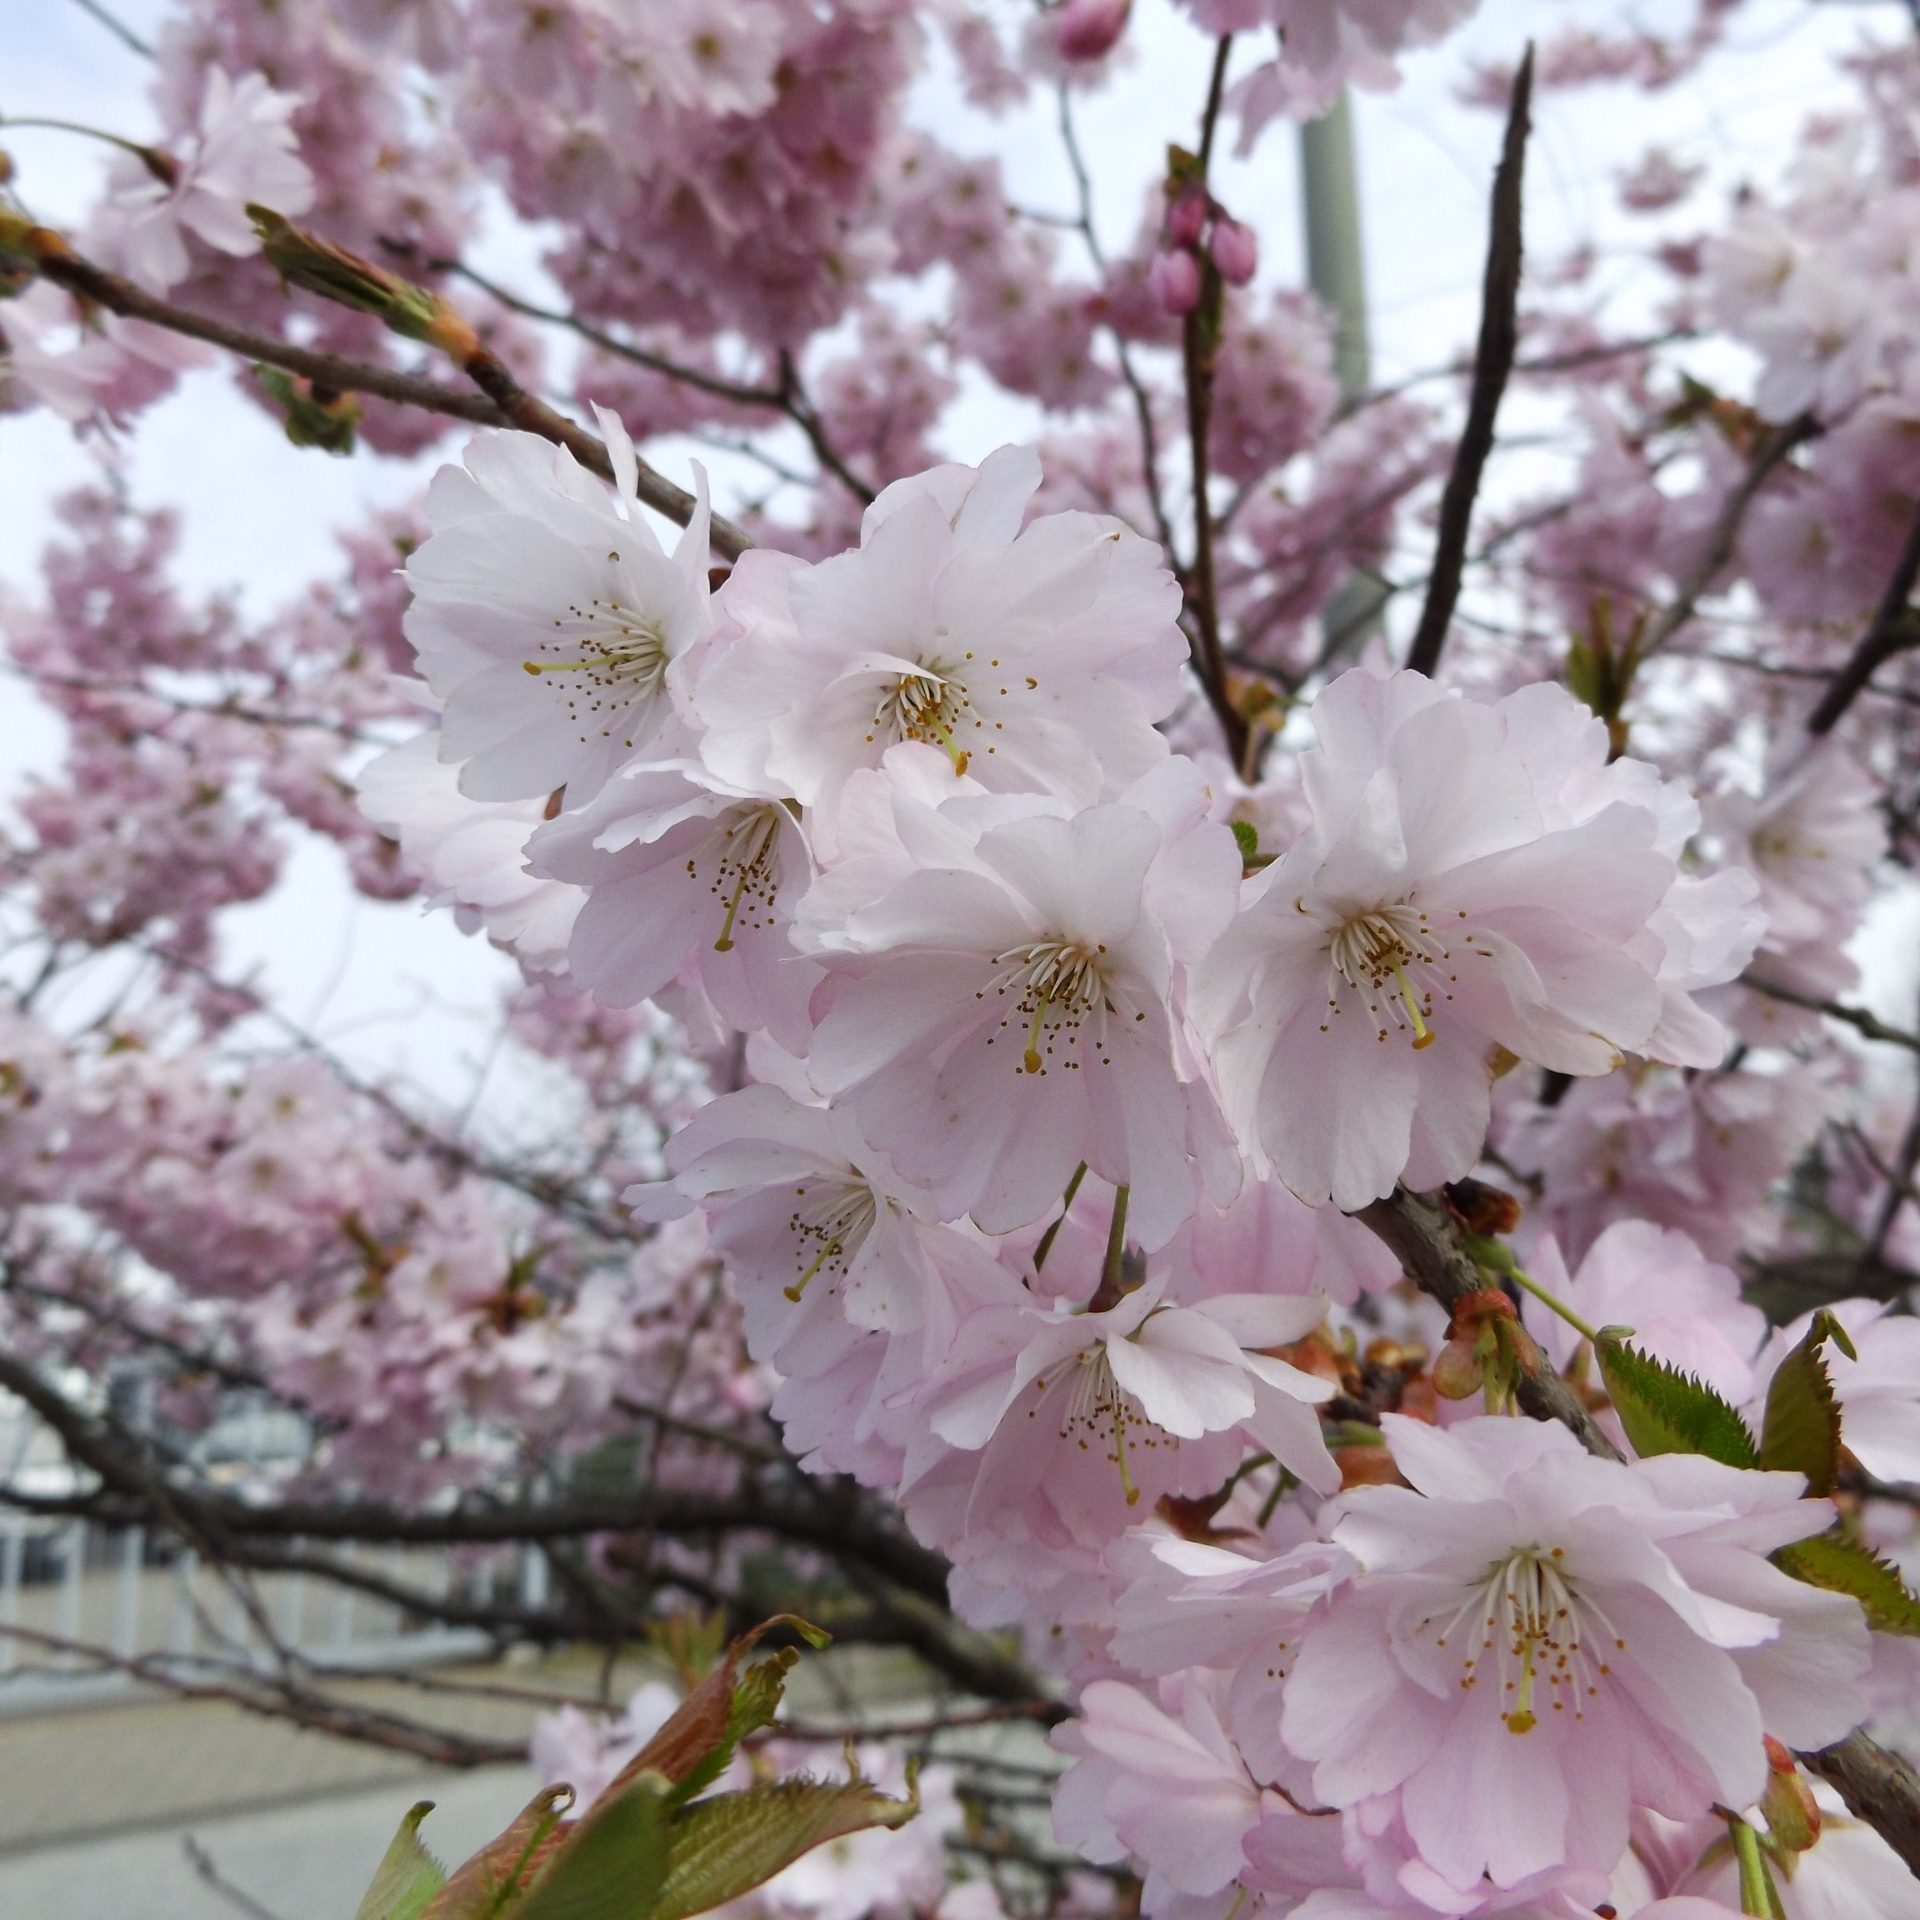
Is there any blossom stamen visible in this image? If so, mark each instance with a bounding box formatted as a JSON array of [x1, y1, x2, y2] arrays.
[[1325, 904, 1449, 1049], [522, 605, 672, 697], [710, 805, 784, 952], [874, 664, 972, 775], [784, 1183, 878, 1302], [991, 939, 1111, 1073]]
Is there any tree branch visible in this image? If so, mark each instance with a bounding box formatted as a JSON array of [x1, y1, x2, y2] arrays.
[[1807, 491, 1920, 735], [10, 225, 752, 559], [1741, 975, 1920, 1054], [1354, 1186, 1624, 1462], [1402, 45, 1533, 679], [1180, 36, 1251, 773], [1636, 412, 1819, 659], [1801, 1730, 1920, 1879]]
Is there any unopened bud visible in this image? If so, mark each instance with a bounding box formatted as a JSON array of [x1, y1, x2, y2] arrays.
[[1148, 247, 1201, 315], [137, 145, 182, 190], [1760, 1737, 1821, 1854], [1164, 185, 1208, 249], [1210, 216, 1258, 286], [252, 364, 362, 455], [1434, 1288, 1542, 1414], [249, 207, 478, 357], [1055, 0, 1130, 62]]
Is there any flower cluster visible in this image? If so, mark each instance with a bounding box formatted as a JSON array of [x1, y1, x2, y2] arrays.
[[6, 6, 1920, 1918]]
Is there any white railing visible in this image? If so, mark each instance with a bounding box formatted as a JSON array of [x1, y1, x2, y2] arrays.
[[0, 1395, 545, 1713]]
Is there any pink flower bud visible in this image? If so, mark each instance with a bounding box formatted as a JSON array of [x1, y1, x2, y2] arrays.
[[1210, 217, 1258, 286], [1148, 248, 1201, 315], [1164, 186, 1208, 250], [1055, 0, 1130, 62]]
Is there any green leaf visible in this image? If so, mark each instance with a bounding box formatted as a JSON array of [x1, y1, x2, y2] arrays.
[[649, 1775, 920, 1920], [669, 1649, 799, 1808], [356, 1802, 447, 1920], [1758, 1309, 1854, 1496], [515, 1772, 675, 1920], [1593, 1329, 1759, 1469], [421, 1786, 573, 1920], [1230, 820, 1259, 865], [1776, 1531, 1920, 1636]]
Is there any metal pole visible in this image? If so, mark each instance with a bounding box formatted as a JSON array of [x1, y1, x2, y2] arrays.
[[1299, 94, 1390, 659], [1300, 93, 1370, 399]]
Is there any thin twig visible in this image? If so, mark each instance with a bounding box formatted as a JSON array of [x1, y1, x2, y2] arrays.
[[13, 228, 751, 559], [412, 247, 876, 506], [183, 1839, 289, 1920], [1636, 412, 1819, 659], [1808, 492, 1920, 734], [1403, 44, 1534, 679], [1741, 975, 1920, 1054], [1180, 36, 1251, 772], [1057, 85, 1175, 558], [69, 0, 153, 56]]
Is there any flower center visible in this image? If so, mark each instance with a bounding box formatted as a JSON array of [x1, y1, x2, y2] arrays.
[[872, 661, 972, 774], [1029, 1340, 1169, 1508], [1423, 1547, 1623, 1735], [522, 593, 672, 745], [1319, 901, 1475, 1050], [987, 938, 1117, 1075], [784, 1180, 879, 1303], [702, 803, 786, 953]]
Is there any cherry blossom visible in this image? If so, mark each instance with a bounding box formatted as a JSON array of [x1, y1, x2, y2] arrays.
[[358, 728, 583, 972], [1197, 667, 1758, 1209], [403, 418, 714, 803], [798, 761, 1241, 1248], [527, 745, 817, 1044], [1517, 1221, 1766, 1406], [88, 68, 315, 293], [1282, 1415, 1861, 1894], [695, 448, 1186, 848]]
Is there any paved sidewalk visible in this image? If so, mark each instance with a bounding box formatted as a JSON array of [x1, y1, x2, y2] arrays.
[[0, 1763, 540, 1920]]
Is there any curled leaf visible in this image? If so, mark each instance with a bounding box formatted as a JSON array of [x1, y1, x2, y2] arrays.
[[1775, 1530, 1920, 1637], [1758, 1308, 1853, 1496], [355, 1801, 447, 1920]]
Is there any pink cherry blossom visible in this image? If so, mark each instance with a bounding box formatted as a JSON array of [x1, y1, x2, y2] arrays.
[[695, 447, 1185, 844], [1197, 668, 1756, 1210], [798, 762, 1241, 1249], [528, 745, 818, 1045], [88, 68, 315, 293], [1518, 1222, 1765, 1407], [358, 728, 583, 972], [1282, 1415, 1853, 1895], [403, 419, 714, 804]]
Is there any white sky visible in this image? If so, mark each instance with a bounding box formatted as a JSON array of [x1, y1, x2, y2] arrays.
[[1, 0, 1912, 1112]]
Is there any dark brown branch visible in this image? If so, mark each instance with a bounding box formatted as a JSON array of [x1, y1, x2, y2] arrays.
[[1180, 35, 1251, 773], [401, 244, 875, 507], [1636, 412, 1819, 658], [0, 1347, 949, 1598], [1741, 975, 1920, 1054], [1801, 1731, 1920, 1878], [1354, 1186, 1624, 1462], [1402, 45, 1533, 679], [1808, 492, 1920, 734], [13, 226, 751, 559]]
